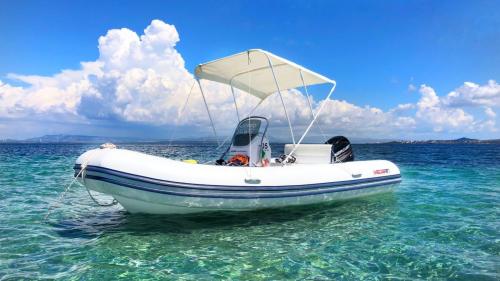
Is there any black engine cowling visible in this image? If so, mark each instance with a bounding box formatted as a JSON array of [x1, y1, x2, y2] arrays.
[[325, 136, 354, 163]]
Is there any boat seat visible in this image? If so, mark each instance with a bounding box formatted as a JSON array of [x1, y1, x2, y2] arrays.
[[284, 144, 332, 164], [223, 116, 272, 167], [228, 133, 271, 166]]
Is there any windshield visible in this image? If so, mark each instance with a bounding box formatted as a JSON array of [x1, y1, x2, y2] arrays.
[[233, 119, 262, 146]]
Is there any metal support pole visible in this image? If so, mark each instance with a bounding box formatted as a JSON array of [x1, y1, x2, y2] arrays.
[[299, 70, 328, 142], [167, 80, 195, 148], [264, 53, 296, 144], [247, 98, 265, 117], [283, 81, 337, 164], [196, 78, 219, 146], [230, 84, 241, 122]]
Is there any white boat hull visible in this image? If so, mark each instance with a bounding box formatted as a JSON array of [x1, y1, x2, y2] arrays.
[[75, 148, 401, 214]]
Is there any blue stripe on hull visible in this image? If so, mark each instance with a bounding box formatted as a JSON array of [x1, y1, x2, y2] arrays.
[[81, 173, 401, 199], [74, 164, 401, 192]]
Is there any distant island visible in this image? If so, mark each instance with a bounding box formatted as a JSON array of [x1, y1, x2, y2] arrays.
[[0, 134, 159, 144], [382, 137, 500, 144], [1, 135, 499, 144]]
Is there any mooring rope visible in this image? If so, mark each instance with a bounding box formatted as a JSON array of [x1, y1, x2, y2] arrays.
[[44, 156, 120, 220], [81, 166, 118, 207], [44, 161, 88, 220], [84, 186, 118, 207]]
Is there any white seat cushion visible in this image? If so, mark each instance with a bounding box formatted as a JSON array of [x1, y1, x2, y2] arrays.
[[284, 144, 331, 164]]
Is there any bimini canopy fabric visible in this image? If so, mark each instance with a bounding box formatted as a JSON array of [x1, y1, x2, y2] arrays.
[[194, 49, 334, 100]]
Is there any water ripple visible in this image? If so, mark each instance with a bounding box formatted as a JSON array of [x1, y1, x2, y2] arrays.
[[0, 143, 498, 280]]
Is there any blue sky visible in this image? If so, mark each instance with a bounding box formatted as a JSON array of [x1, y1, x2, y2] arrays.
[[0, 0, 499, 140]]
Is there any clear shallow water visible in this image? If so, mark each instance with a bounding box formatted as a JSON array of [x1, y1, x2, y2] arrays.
[[0, 143, 498, 280]]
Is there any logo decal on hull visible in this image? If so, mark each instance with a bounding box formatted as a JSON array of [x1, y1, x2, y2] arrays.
[[373, 169, 389, 175]]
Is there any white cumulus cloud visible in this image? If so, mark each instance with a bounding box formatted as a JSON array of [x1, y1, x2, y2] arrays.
[[414, 84, 498, 133], [444, 80, 500, 108], [0, 19, 498, 139], [484, 107, 496, 118]]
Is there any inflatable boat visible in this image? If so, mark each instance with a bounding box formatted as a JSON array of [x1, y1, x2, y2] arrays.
[[74, 49, 401, 214]]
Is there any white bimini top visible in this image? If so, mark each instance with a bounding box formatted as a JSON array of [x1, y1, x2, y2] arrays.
[[194, 49, 334, 100]]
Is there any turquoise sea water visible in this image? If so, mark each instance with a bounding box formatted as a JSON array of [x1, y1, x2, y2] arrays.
[[0, 143, 498, 280]]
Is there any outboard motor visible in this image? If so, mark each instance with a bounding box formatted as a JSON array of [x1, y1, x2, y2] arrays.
[[326, 136, 354, 163]]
